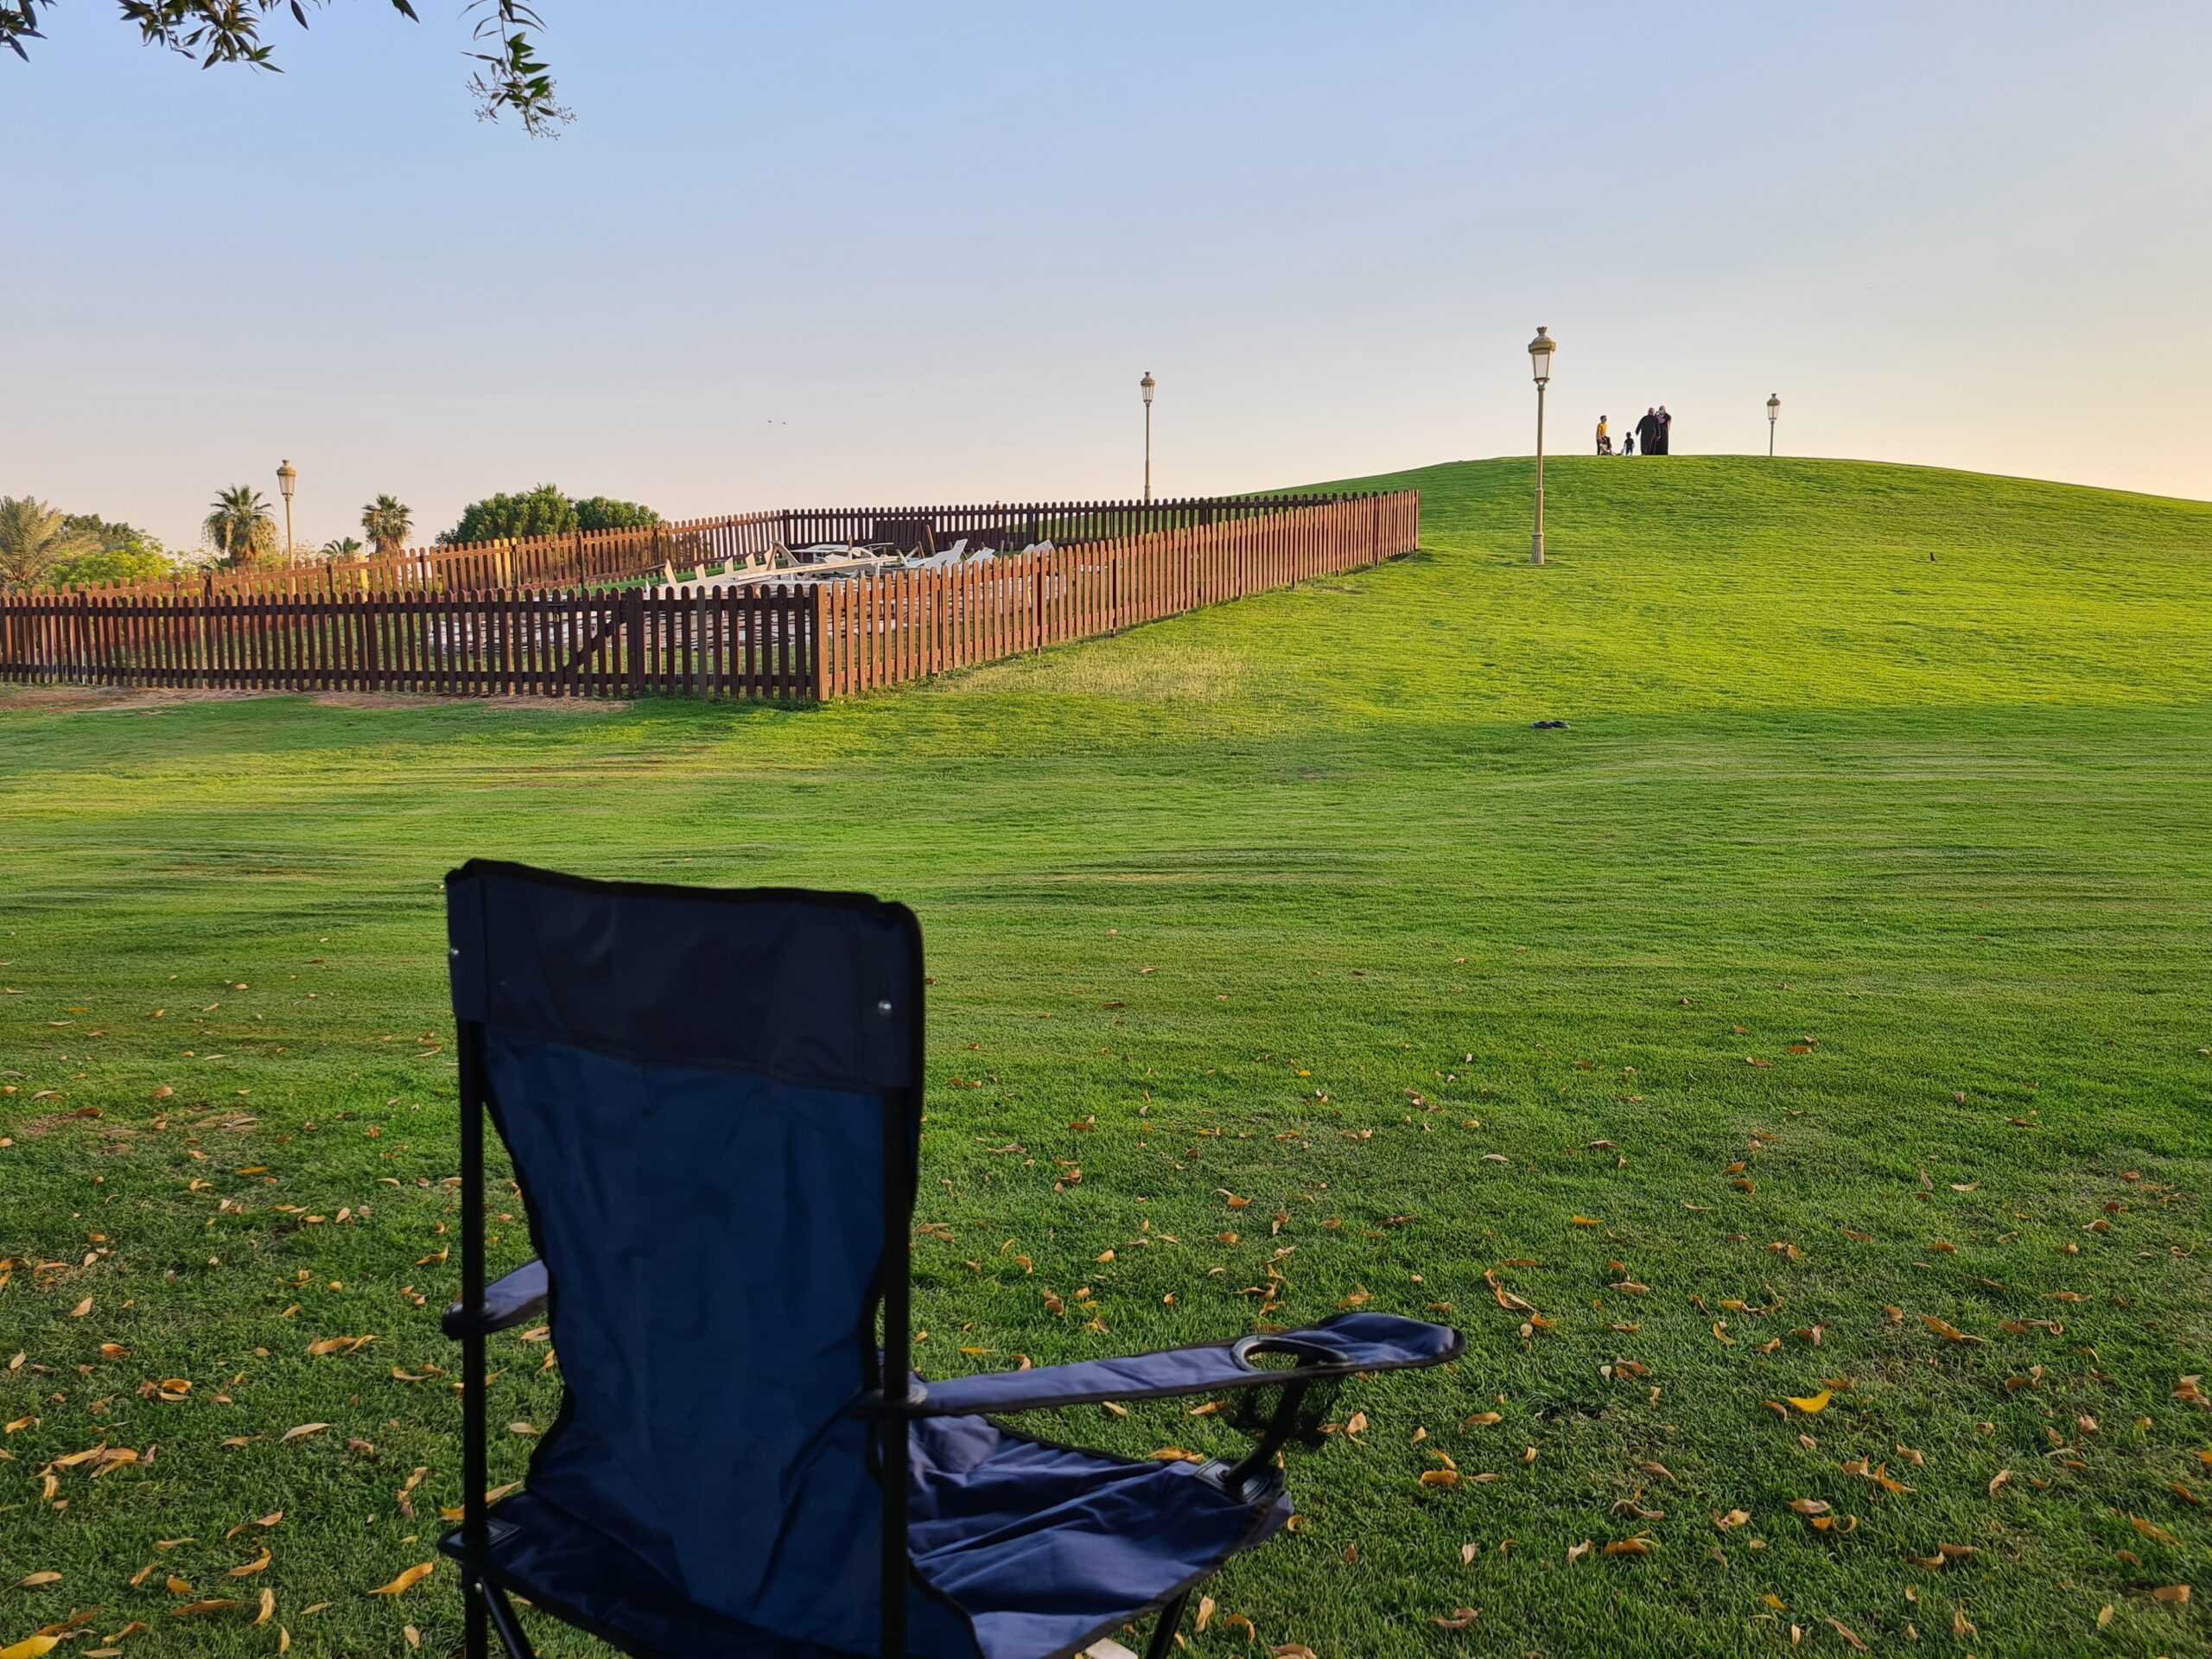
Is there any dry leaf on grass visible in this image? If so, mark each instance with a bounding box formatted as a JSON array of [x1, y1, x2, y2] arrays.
[[1920, 1316, 1987, 1345], [369, 1564, 435, 1597]]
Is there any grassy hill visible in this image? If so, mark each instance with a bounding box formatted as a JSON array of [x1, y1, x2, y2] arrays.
[[3, 458, 2209, 1657]]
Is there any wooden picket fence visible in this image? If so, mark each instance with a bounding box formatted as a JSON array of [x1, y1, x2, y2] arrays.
[[36, 512, 791, 605], [811, 493, 1418, 696], [29, 494, 1367, 605], [0, 586, 815, 700], [1, 492, 1417, 702]]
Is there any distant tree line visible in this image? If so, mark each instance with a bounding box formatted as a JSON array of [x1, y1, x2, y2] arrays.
[[1, 481, 662, 588], [0, 498, 175, 588]]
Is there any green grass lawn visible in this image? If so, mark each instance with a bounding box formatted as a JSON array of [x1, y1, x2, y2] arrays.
[[3, 456, 2209, 1658]]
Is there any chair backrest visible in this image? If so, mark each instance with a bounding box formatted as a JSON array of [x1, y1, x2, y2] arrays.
[[873, 516, 936, 557], [446, 861, 931, 1652]]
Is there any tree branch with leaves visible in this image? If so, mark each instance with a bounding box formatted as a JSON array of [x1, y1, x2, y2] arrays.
[[2, 1, 570, 134]]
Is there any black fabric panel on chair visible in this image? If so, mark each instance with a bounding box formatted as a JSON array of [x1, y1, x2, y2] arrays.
[[446, 860, 918, 1092]]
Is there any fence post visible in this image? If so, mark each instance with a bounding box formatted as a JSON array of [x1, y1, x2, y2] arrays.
[[695, 588, 709, 699], [625, 588, 645, 698], [809, 587, 830, 701]]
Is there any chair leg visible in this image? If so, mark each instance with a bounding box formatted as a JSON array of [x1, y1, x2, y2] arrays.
[[463, 1570, 489, 1659], [1142, 1590, 1192, 1659], [477, 1578, 538, 1659]]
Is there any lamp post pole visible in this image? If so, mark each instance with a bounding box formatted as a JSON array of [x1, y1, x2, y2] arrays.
[[1527, 327, 1555, 565], [276, 459, 297, 558], [1766, 393, 1781, 457], [1140, 372, 1156, 503]]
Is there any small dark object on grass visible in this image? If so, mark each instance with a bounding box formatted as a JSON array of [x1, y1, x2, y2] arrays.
[[1533, 719, 1571, 730]]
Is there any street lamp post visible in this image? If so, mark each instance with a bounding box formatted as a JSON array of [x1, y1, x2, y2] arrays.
[[1140, 372, 1156, 503], [276, 459, 297, 558], [1527, 327, 1555, 565], [1766, 393, 1781, 457]]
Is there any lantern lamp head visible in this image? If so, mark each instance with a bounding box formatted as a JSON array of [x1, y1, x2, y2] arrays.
[[1527, 327, 1556, 385]]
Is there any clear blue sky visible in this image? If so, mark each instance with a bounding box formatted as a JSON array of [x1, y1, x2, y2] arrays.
[[7, 3, 2209, 550]]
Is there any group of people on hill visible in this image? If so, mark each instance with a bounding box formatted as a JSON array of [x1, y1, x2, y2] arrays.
[[1593, 406, 1671, 456]]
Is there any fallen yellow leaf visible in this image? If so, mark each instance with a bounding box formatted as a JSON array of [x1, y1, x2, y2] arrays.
[[369, 1564, 435, 1597], [1786, 1390, 1832, 1415]]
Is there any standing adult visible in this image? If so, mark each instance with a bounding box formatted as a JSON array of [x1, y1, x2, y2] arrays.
[[1635, 407, 1662, 455], [1656, 405, 1672, 455]]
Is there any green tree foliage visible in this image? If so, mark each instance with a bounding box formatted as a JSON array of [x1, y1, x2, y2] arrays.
[[1, 1, 569, 134], [0, 495, 93, 588], [321, 536, 365, 559], [47, 512, 175, 588], [440, 486, 662, 546], [441, 484, 574, 545], [203, 485, 277, 569], [360, 494, 413, 556], [51, 545, 175, 587], [573, 495, 664, 534]]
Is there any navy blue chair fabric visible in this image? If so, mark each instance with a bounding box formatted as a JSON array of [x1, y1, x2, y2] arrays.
[[442, 861, 1463, 1659]]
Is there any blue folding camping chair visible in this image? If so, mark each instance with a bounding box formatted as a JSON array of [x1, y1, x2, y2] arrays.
[[440, 861, 1463, 1659]]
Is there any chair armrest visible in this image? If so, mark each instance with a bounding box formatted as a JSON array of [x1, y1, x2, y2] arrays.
[[442, 1258, 550, 1339], [912, 1311, 1461, 1418]]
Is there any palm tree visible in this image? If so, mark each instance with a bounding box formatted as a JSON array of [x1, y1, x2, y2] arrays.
[[321, 536, 365, 560], [0, 496, 93, 588], [360, 494, 413, 557], [204, 486, 276, 569]]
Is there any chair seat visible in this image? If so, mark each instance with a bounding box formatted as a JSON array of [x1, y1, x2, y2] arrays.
[[441, 1492, 852, 1659], [909, 1414, 1288, 1658], [444, 1413, 1286, 1659]]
